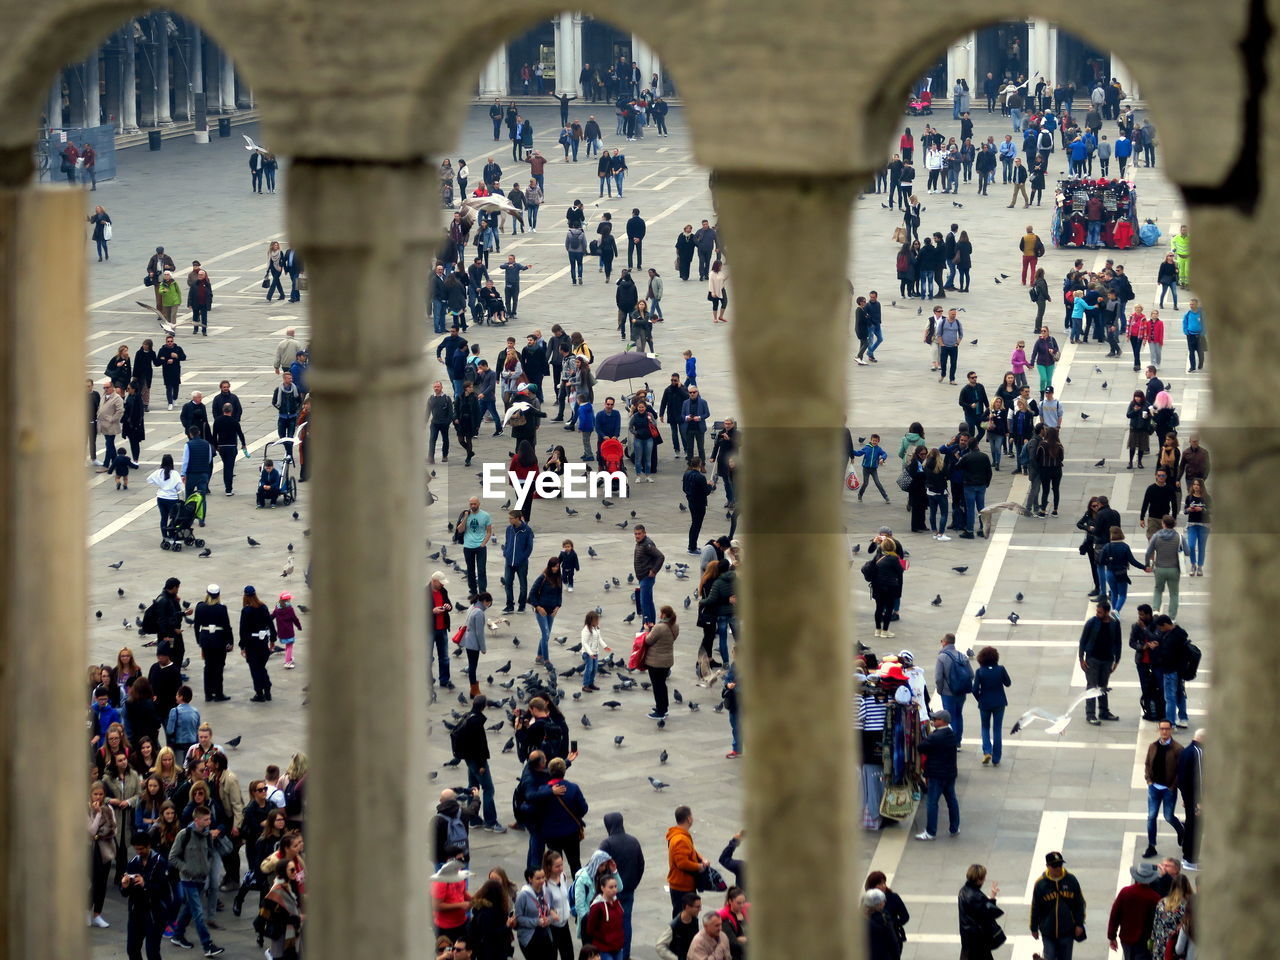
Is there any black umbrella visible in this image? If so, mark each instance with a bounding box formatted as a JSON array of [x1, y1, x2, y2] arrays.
[[595, 351, 663, 381]]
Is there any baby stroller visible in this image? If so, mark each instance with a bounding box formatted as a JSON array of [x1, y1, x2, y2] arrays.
[[599, 436, 627, 476], [905, 96, 932, 116], [264, 438, 299, 506], [162, 491, 206, 551]]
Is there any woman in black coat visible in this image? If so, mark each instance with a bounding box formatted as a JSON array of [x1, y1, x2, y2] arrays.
[[133, 339, 156, 412], [121, 381, 146, 465], [675, 226, 696, 280], [895, 243, 915, 300], [105, 344, 132, 389], [957, 864, 1004, 960], [955, 230, 973, 292], [453, 381, 481, 466], [869, 545, 904, 638], [238, 587, 277, 702], [444, 271, 468, 326], [907, 446, 930, 532]]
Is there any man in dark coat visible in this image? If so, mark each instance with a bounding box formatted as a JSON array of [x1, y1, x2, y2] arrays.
[[180, 392, 212, 443], [598, 812, 646, 958], [916, 709, 959, 839], [693, 220, 718, 280], [1177, 730, 1204, 868]]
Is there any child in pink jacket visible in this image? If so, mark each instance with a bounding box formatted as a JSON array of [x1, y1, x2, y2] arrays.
[[1010, 341, 1029, 389], [272, 593, 303, 668]]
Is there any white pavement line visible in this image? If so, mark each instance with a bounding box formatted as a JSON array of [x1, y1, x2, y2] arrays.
[[87, 234, 283, 310], [1024, 811, 1069, 901], [88, 330, 113, 341], [270, 325, 308, 336], [211, 277, 240, 290], [953, 517, 1018, 648], [1130, 725, 1150, 790], [1005, 545, 1078, 552], [90, 429, 280, 546], [866, 823, 910, 887], [648, 177, 678, 190], [969, 637, 1077, 647], [1008, 739, 1134, 751], [630, 166, 671, 186]]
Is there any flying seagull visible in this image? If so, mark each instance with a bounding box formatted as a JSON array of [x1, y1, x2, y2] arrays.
[[1009, 689, 1103, 735]]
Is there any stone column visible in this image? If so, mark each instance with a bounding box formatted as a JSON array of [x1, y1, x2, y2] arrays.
[[235, 70, 253, 109], [220, 49, 236, 114], [103, 43, 122, 131], [480, 46, 508, 98], [553, 15, 568, 97], [0, 186, 89, 960], [1110, 56, 1137, 101], [571, 15, 585, 96], [631, 33, 650, 93], [67, 64, 88, 127], [1026, 18, 1048, 86], [283, 161, 432, 960], [191, 25, 203, 95], [1047, 25, 1059, 89], [86, 54, 101, 127], [46, 73, 62, 131], [710, 172, 862, 960], [155, 15, 172, 124], [170, 27, 190, 122], [121, 33, 138, 132]]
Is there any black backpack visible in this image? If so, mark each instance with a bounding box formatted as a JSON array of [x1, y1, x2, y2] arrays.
[[449, 718, 469, 759], [1180, 641, 1202, 681], [140, 594, 164, 635], [451, 509, 468, 546]]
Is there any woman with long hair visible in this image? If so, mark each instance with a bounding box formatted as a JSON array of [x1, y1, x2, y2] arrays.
[[955, 229, 973, 292], [1156, 432, 1182, 489], [146, 453, 183, 540], [642, 607, 679, 720], [1184, 478, 1211, 576], [629, 399, 657, 481], [88, 780, 117, 927], [105, 343, 132, 389], [924, 448, 951, 540], [94, 722, 131, 780], [696, 559, 723, 665], [994, 373, 1020, 439], [123, 675, 161, 750], [148, 799, 180, 862], [88, 205, 112, 260], [133, 338, 156, 412], [707, 261, 728, 323], [284, 753, 309, 831], [865, 871, 910, 950], [454, 380, 480, 467], [1126, 390, 1154, 469], [151, 746, 182, 797], [541, 851, 575, 960], [528, 557, 564, 665], [134, 773, 166, 835], [467, 877, 515, 960], [263, 859, 304, 959], [986, 396, 1009, 470], [1152, 874, 1193, 960], [265, 241, 286, 301], [509, 440, 540, 521], [896, 242, 915, 300], [1009, 399, 1033, 472], [719, 887, 749, 960], [237, 806, 288, 916], [130, 733, 158, 779], [869, 541, 904, 639], [115, 645, 140, 686], [908, 445, 930, 533], [1035, 427, 1065, 516]]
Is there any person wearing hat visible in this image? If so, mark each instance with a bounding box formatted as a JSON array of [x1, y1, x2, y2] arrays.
[[1039, 384, 1064, 429], [146, 246, 176, 306], [430, 856, 473, 940], [238, 586, 277, 702], [1107, 863, 1162, 957], [915, 709, 959, 841], [1030, 851, 1086, 957]]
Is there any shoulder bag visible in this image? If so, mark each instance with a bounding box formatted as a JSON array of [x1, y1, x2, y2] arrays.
[[556, 794, 586, 840]]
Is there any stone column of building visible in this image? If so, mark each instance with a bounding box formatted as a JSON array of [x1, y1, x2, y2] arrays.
[[66, 62, 89, 127], [46, 74, 61, 130], [235, 69, 253, 109], [1026, 18, 1048, 83], [220, 49, 236, 113], [1110, 57, 1138, 101], [480, 46, 509, 98], [121, 33, 138, 131], [947, 35, 974, 97], [631, 33, 650, 93], [571, 15, 585, 96], [553, 15, 568, 97], [283, 160, 432, 960], [1046, 26, 1059, 92], [86, 55, 101, 128], [710, 172, 862, 960], [156, 15, 172, 124], [103, 42, 122, 131], [0, 186, 89, 960], [169, 27, 191, 122], [137, 37, 158, 127]]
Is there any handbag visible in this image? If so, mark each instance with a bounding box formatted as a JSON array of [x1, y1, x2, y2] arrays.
[[261, 274, 271, 289], [695, 864, 727, 892], [648, 420, 660, 439], [297, 275, 308, 291], [892, 226, 907, 244], [555, 794, 586, 841], [102, 222, 113, 240], [895, 465, 913, 491], [212, 832, 234, 858], [143, 275, 153, 286], [988, 923, 1008, 950], [451, 625, 466, 644]]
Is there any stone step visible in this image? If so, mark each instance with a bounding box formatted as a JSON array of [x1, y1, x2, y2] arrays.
[[113, 110, 261, 150]]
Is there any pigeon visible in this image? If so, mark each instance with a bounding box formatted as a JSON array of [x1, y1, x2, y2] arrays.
[[931, 594, 943, 606], [1080, 412, 1090, 420], [487, 721, 504, 732], [501, 736, 516, 753], [512, 637, 521, 647], [1008, 612, 1021, 624], [881, 202, 889, 209], [953, 201, 963, 207], [852, 544, 861, 555], [287, 542, 294, 553], [569, 642, 583, 653], [117, 587, 125, 597], [108, 561, 125, 570], [623, 612, 636, 623], [1094, 458, 1106, 468], [604, 582, 612, 591], [656, 718, 666, 729], [502, 500, 511, 510], [1009, 688, 1102, 734], [917, 306, 923, 315], [559, 668, 577, 678], [429, 551, 440, 561], [122, 619, 132, 629], [297, 604, 309, 613], [612, 577, 621, 587], [659, 749, 669, 764], [495, 661, 513, 674], [595, 513, 602, 522], [993, 277, 1002, 284], [1101, 381, 1108, 390], [969, 339, 978, 345], [965, 648, 975, 659], [678, 503, 687, 512], [713, 702, 725, 713], [281, 557, 294, 578], [554, 636, 568, 646], [615, 520, 629, 529], [1095, 366, 1103, 374], [225, 735, 242, 749], [999, 273, 1009, 279], [247, 536, 262, 547], [673, 689, 683, 703], [684, 596, 692, 609], [457, 692, 468, 705], [627, 573, 635, 584], [135, 616, 144, 628], [602, 500, 614, 508], [95, 610, 102, 619], [1016, 592, 1025, 602], [614, 735, 625, 746], [581, 715, 592, 728], [487, 675, 494, 685], [630, 511, 638, 518], [602, 701, 622, 710], [572, 691, 582, 700], [1065, 376, 1072, 384], [688, 701, 700, 712], [588, 546, 599, 558], [976, 605, 986, 618], [292, 511, 299, 520], [951, 566, 969, 574], [198, 547, 212, 558], [566, 506, 578, 516], [182, 601, 191, 609]]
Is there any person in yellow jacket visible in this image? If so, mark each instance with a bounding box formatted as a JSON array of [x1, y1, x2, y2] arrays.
[[159, 270, 183, 328], [1171, 225, 1191, 287]]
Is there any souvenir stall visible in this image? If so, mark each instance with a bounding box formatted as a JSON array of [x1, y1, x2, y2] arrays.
[[855, 655, 924, 829], [1050, 177, 1139, 250]]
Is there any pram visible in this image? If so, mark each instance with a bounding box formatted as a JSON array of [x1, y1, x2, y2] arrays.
[[264, 438, 299, 506], [162, 491, 206, 551], [599, 436, 627, 476]]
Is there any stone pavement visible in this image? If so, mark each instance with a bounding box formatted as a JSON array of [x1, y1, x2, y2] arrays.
[[83, 102, 1208, 959]]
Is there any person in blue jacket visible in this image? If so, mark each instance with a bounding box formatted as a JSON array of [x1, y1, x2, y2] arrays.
[[1114, 132, 1134, 176], [972, 647, 1012, 766], [1068, 135, 1089, 176], [256, 460, 282, 508], [1182, 299, 1205, 372], [502, 510, 535, 613], [537, 757, 588, 876]]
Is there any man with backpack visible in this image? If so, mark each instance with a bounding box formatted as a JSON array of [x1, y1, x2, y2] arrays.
[[121, 831, 174, 960], [146, 576, 186, 667], [451, 695, 507, 836], [934, 633, 973, 745], [167, 806, 227, 955], [431, 787, 482, 868]]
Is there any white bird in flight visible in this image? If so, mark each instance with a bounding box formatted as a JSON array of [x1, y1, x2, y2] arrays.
[[242, 134, 269, 156], [1009, 688, 1103, 735]]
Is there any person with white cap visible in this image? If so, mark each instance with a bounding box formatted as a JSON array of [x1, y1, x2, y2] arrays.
[[430, 856, 473, 941], [192, 585, 233, 702], [428, 571, 456, 691]]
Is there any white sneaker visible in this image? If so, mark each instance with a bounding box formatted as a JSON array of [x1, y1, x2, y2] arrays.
[[915, 831, 936, 841], [567, 586, 574, 592], [1181, 860, 1199, 871], [855, 358, 867, 365], [937, 534, 951, 542], [881, 630, 895, 638], [167, 403, 174, 411], [284, 662, 296, 669], [91, 915, 109, 928]]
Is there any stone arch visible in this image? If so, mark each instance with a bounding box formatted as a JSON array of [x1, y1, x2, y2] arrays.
[[0, 1, 280, 178], [402, 4, 710, 162]]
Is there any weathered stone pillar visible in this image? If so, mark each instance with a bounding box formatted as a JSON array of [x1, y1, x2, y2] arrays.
[[155, 15, 172, 124], [0, 186, 89, 960], [121, 33, 138, 132], [219, 49, 236, 114], [46, 74, 62, 131], [711, 173, 863, 960], [480, 46, 509, 98], [284, 161, 431, 960], [86, 54, 101, 128]]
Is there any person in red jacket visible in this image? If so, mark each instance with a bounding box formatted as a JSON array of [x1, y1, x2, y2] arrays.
[[666, 805, 709, 916], [1107, 862, 1162, 955], [584, 876, 625, 959]]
